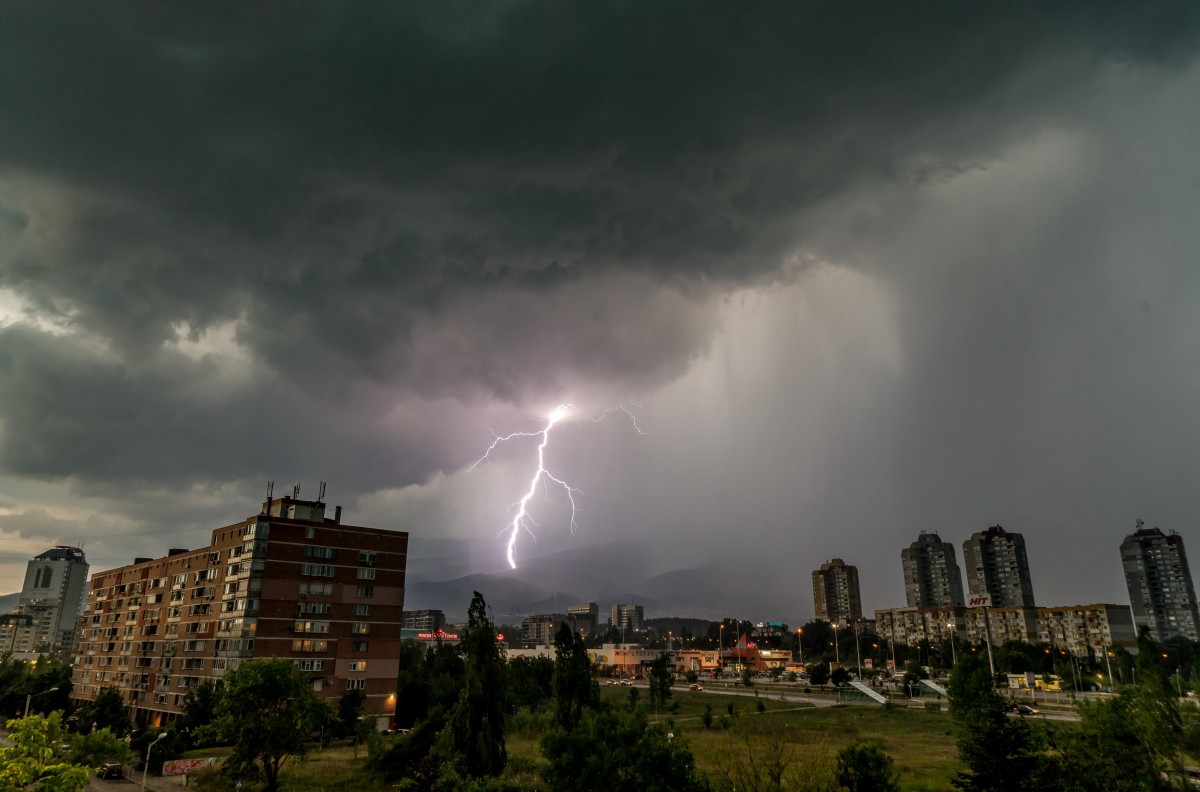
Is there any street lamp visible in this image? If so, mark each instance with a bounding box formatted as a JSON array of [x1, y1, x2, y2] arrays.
[[946, 622, 957, 667], [24, 686, 59, 718], [142, 732, 168, 791], [796, 628, 804, 665]]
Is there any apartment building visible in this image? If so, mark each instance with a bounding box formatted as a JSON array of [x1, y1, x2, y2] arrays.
[[566, 602, 599, 635], [962, 525, 1036, 608], [812, 558, 862, 627], [1121, 521, 1200, 642], [70, 494, 407, 728], [901, 532, 966, 609]]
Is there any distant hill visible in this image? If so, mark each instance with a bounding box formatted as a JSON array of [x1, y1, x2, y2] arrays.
[[405, 542, 803, 625], [0, 592, 19, 614]]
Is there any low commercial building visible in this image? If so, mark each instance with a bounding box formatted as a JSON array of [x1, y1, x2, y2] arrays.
[[71, 494, 407, 729]]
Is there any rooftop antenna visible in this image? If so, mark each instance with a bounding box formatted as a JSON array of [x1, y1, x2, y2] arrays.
[[318, 481, 327, 503], [293, 482, 300, 499], [266, 480, 275, 501]]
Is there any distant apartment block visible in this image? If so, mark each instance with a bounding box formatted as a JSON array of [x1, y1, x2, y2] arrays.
[[812, 558, 862, 626], [2, 546, 89, 658], [402, 609, 446, 632], [902, 532, 966, 608], [520, 613, 567, 646], [962, 525, 1036, 608], [876, 603, 1135, 659], [70, 494, 407, 729], [1121, 521, 1200, 642], [566, 602, 599, 635], [609, 603, 644, 635]]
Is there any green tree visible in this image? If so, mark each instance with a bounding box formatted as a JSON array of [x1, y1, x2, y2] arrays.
[[1050, 694, 1168, 792], [542, 707, 707, 792], [67, 726, 132, 770], [835, 742, 900, 792], [510, 655, 555, 713], [831, 667, 851, 687], [82, 686, 131, 736], [0, 712, 90, 792], [808, 663, 830, 686], [648, 653, 675, 707], [948, 654, 1048, 792], [448, 591, 508, 778], [552, 622, 598, 730], [211, 658, 336, 792], [336, 689, 366, 740], [178, 679, 222, 745]]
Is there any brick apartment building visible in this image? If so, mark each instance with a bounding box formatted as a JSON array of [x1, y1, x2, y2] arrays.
[[71, 494, 407, 729]]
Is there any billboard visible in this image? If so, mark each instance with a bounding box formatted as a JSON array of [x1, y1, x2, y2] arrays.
[[967, 594, 992, 608]]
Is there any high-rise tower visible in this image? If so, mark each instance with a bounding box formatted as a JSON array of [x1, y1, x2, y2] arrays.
[[962, 525, 1036, 608], [1121, 521, 1200, 642], [902, 532, 965, 609], [812, 558, 863, 626], [3, 546, 89, 657]]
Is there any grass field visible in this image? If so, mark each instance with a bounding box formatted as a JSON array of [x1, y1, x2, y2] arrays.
[[250, 686, 970, 791]]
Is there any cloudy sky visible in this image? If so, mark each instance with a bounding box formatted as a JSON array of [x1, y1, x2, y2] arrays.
[[2, 2, 1199, 622]]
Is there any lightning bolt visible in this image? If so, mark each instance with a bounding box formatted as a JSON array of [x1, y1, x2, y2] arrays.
[[469, 403, 644, 569]]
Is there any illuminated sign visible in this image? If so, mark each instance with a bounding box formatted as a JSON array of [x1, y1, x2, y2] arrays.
[[417, 629, 460, 640], [967, 595, 992, 608]]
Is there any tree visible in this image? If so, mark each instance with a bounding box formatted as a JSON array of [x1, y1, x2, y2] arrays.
[[448, 591, 508, 778], [836, 742, 900, 792], [541, 708, 707, 791], [948, 653, 1048, 792], [83, 686, 131, 736], [178, 679, 222, 745], [808, 663, 830, 686], [552, 622, 598, 730], [0, 712, 91, 792], [336, 689, 366, 740], [510, 655, 555, 713], [1049, 694, 1168, 792], [211, 658, 336, 792], [831, 667, 851, 687], [67, 726, 132, 770], [648, 653, 675, 707]]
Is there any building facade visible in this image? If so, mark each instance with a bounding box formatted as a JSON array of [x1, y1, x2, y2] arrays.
[[3, 546, 89, 657], [70, 495, 407, 728], [875, 603, 1135, 659], [402, 610, 446, 632], [812, 558, 862, 626], [520, 613, 568, 647], [1121, 521, 1200, 642], [962, 525, 1036, 608], [609, 603, 644, 634], [901, 532, 966, 609], [566, 602, 599, 635]]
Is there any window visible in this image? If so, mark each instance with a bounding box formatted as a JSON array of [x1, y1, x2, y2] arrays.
[[352, 641, 368, 652], [303, 546, 337, 560], [355, 586, 374, 598], [346, 679, 365, 690], [351, 622, 370, 635], [354, 604, 372, 616], [294, 659, 325, 672], [358, 551, 376, 565], [356, 568, 375, 580], [301, 564, 335, 577], [348, 660, 367, 672], [293, 621, 329, 634], [304, 526, 316, 539], [298, 601, 332, 615], [291, 639, 329, 652]]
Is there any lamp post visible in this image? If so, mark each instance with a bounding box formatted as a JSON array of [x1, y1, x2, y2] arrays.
[[24, 686, 59, 718], [946, 622, 957, 667], [796, 628, 804, 666], [142, 732, 168, 791]]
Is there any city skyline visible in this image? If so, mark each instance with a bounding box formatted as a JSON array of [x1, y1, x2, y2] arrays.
[[1, 4, 1200, 615]]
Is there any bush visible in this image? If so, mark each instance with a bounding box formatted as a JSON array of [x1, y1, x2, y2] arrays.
[[835, 742, 900, 792]]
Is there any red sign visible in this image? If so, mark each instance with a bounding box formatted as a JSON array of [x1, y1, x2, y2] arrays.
[[417, 629, 459, 640], [967, 595, 992, 608]]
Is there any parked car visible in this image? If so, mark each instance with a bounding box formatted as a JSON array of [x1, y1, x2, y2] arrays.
[[1008, 704, 1039, 716], [97, 764, 124, 780]]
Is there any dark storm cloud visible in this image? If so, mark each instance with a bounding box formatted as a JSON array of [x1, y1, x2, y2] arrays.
[[0, 0, 1198, 559]]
